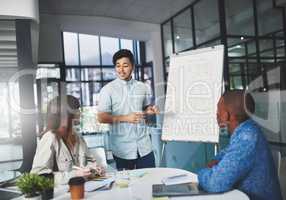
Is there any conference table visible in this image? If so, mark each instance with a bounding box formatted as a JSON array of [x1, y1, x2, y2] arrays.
[[51, 167, 249, 200]]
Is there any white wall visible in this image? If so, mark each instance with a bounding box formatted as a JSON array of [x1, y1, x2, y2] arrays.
[[38, 14, 165, 111], [0, 0, 39, 22]]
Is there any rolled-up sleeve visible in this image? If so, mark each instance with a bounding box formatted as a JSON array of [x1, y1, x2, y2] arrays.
[[198, 130, 257, 193], [98, 87, 112, 113]]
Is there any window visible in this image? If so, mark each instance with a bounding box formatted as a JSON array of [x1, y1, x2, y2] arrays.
[[259, 39, 274, 57], [120, 39, 133, 53], [66, 83, 81, 100], [173, 9, 193, 52], [36, 65, 60, 131], [63, 32, 154, 135], [257, 0, 283, 36], [228, 38, 247, 57], [194, 0, 220, 45], [161, 0, 286, 147], [0, 81, 22, 172], [162, 21, 173, 58], [79, 34, 100, 65], [100, 36, 119, 65], [63, 32, 79, 65], [229, 63, 244, 89], [225, 0, 255, 36], [36, 68, 60, 79]]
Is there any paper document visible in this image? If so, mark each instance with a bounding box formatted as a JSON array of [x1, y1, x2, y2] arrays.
[[162, 174, 193, 186], [85, 178, 115, 192]]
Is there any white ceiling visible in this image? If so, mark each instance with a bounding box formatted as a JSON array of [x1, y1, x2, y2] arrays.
[[39, 0, 196, 24]]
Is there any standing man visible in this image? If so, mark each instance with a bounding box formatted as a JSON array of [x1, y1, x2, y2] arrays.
[[97, 49, 159, 170]]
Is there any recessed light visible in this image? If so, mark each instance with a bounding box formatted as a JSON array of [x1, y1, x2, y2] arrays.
[[240, 37, 244, 40], [176, 35, 180, 39]]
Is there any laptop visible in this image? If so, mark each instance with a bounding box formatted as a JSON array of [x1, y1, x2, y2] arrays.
[[152, 183, 211, 197]]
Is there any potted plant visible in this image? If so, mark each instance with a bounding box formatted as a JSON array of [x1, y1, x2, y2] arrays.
[[16, 173, 42, 200], [38, 175, 54, 200]]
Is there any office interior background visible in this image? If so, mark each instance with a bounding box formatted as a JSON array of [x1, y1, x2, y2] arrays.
[[0, 0, 285, 198]]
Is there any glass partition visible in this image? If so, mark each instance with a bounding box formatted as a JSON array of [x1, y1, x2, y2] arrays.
[[225, 0, 255, 36], [173, 9, 193, 52], [194, 0, 220, 45], [256, 0, 283, 36], [162, 21, 173, 58]]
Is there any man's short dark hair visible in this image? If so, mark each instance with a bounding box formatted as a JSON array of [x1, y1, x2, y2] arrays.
[[112, 49, 135, 65]]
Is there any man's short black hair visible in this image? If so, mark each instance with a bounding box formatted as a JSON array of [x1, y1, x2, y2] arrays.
[[112, 49, 135, 65]]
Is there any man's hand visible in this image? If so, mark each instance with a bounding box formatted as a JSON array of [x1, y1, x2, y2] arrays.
[[207, 160, 219, 168], [144, 105, 159, 115], [125, 112, 144, 123]]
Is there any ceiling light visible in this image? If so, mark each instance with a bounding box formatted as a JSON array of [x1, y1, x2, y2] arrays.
[[240, 37, 244, 40], [176, 35, 180, 40]]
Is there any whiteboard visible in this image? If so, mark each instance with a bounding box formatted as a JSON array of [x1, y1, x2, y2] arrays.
[[161, 45, 224, 143]]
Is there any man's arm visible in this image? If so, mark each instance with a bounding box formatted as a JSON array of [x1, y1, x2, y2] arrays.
[[198, 130, 257, 193], [206, 148, 227, 168], [97, 112, 144, 124]]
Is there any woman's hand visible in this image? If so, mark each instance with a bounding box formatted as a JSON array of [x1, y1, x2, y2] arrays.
[[90, 162, 106, 176], [74, 167, 91, 177]]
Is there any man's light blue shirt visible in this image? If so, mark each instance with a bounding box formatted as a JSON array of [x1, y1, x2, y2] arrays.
[[98, 78, 153, 159]]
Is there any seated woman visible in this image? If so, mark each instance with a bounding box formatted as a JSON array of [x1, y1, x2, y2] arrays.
[[31, 95, 104, 185]]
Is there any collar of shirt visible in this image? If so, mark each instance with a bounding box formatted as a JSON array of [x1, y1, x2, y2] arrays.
[[230, 119, 254, 140], [116, 77, 135, 86]]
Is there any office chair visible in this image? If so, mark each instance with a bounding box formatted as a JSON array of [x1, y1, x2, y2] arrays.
[[271, 149, 281, 178], [89, 147, 108, 168]]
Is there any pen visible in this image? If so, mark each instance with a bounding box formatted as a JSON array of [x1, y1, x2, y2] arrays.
[[167, 174, 188, 179], [72, 165, 83, 170]]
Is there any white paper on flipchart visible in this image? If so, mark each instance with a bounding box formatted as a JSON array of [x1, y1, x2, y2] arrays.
[[162, 45, 224, 143]]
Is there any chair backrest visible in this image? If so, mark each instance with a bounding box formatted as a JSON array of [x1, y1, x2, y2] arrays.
[[271, 149, 281, 177], [90, 147, 107, 168]]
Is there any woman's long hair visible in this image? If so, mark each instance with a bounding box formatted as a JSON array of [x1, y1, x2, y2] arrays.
[[43, 95, 80, 150]]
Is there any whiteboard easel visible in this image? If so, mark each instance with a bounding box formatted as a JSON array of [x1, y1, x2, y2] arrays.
[[160, 45, 224, 165]]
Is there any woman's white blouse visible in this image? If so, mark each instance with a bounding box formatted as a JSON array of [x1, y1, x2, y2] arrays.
[[31, 131, 95, 185]]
